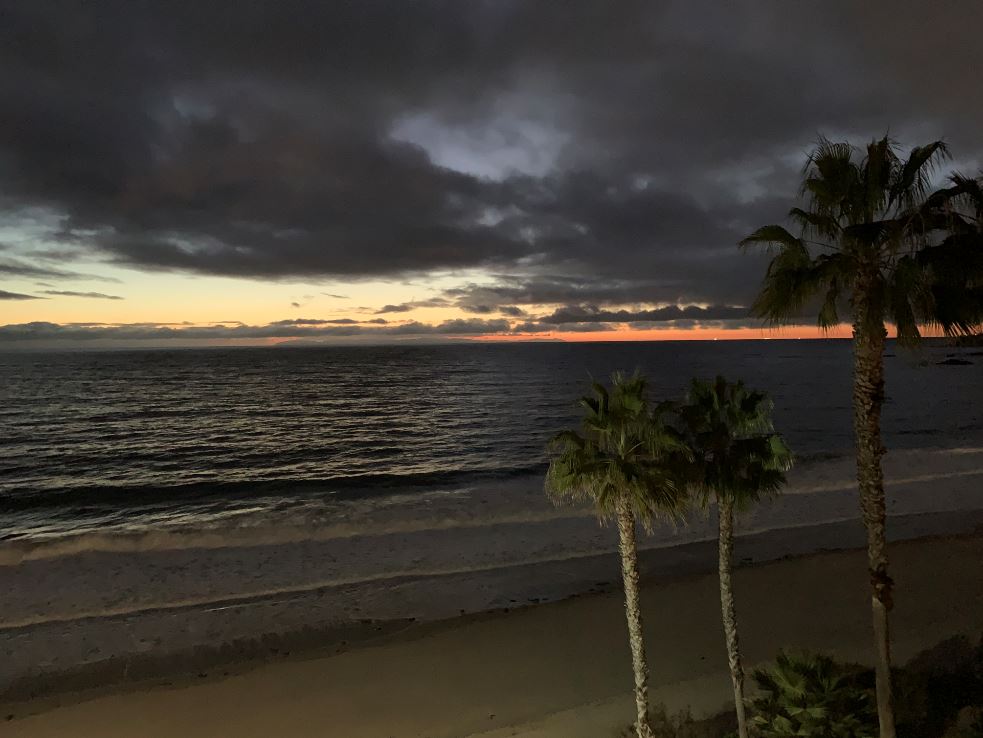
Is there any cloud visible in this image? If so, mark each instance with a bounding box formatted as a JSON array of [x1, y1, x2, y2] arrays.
[[375, 298, 452, 313], [538, 304, 749, 324], [0, 0, 981, 311], [0, 317, 513, 343], [0, 259, 121, 282], [384, 318, 511, 335], [552, 322, 616, 333], [497, 305, 527, 317], [40, 290, 124, 300], [269, 317, 387, 326], [0, 289, 43, 300], [509, 319, 615, 333], [321, 293, 349, 299], [442, 273, 762, 312]]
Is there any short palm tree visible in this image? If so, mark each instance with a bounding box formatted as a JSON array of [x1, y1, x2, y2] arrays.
[[546, 372, 684, 738], [675, 376, 792, 738], [740, 136, 983, 738]]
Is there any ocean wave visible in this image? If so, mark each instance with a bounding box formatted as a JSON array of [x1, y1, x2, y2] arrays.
[[4, 448, 982, 566], [0, 507, 594, 566], [0, 463, 548, 512]]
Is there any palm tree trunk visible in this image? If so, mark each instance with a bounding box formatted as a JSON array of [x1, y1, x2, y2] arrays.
[[717, 496, 749, 738], [852, 286, 896, 738], [616, 499, 653, 738]]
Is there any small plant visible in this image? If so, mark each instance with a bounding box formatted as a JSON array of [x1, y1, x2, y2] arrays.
[[749, 651, 877, 738]]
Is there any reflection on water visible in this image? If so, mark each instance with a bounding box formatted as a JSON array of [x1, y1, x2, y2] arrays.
[[1, 341, 980, 542]]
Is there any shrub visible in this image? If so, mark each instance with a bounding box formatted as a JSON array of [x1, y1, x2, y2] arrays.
[[901, 635, 983, 738], [749, 651, 878, 738]]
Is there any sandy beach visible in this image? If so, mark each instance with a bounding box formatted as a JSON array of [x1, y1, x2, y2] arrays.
[[3, 532, 982, 737], [3, 447, 983, 736]]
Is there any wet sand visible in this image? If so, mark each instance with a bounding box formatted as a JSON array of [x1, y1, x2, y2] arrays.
[[3, 533, 983, 738]]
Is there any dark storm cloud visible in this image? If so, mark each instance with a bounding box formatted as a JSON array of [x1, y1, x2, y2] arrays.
[[40, 290, 124, 300], [2, 1, 982, 307], [540, 304, 750, 324], [0, 289, 43, 300], [457, 303, 528, 316], [443, 276, 714, 311]]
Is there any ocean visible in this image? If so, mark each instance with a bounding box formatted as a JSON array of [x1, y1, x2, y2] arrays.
[[1, 340, 981, 547]]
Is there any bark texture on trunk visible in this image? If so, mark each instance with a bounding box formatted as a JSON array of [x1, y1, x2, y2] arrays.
[[717, 496, 749, 738], [852, 280, 896, 738], [616, 499, 653, 738]]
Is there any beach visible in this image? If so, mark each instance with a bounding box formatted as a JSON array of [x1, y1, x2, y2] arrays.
[[2, 344, 982, 736], [3, 532, 982, 737]]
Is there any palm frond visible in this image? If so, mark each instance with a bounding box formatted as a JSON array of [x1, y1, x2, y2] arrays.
[[742, 139, 978, 344], [739, 224, 803, 252], [545, 373, 686, 528], [817, 278, 841, 330], [860, 136, 897, 218], [812, 253, 854, 330], [887, 255, 930, 345], [914, 229, 983, 336], [749, 240, 829, 325], [801, 138, 861, 218], [788, 207, 840, 240], [674, 376, 793, 511], [890, 140, 949, 209]]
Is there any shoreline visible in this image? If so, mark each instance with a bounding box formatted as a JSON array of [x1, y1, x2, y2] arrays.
[[5, 444, 983, 566], [4, 514, 983, 718], [3, 531, 982, 737]]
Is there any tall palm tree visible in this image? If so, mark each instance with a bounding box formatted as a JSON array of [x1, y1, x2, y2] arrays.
[[546, 372, 684, 738], [920, 173, 983, 332], [740, 136, 983, 738], [675, 376, 792, 738]]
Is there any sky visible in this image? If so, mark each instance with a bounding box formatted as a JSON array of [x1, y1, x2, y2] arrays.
[[1, 1, 981, 348]]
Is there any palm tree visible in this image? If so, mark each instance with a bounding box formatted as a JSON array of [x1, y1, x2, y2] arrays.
[[920, 173, 983, 332], [674, 376, 792, 738], [740, 136, 983, 738], [546, 372, 684, 738]]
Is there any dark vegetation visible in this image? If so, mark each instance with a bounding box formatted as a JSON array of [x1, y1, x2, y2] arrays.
[[617, 635, 983, 738]]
